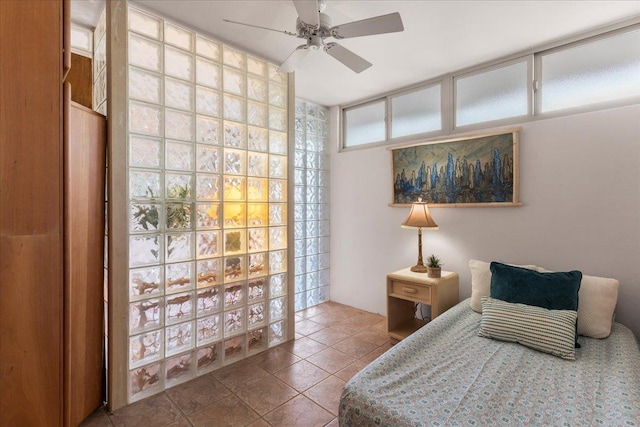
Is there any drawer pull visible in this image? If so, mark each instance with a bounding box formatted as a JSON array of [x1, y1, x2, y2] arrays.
[[402, 287, 417, 294]]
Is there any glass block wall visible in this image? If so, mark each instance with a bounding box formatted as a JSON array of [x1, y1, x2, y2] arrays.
[[93, 9, 107, 115], [125, 6, 289, 403], [294, 100, 330, 311]]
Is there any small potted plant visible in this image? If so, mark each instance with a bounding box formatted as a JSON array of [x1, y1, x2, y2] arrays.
[[427, 254, 442, 278]]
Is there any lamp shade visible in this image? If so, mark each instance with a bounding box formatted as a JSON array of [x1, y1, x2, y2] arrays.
[[402, 201, 438, 229]]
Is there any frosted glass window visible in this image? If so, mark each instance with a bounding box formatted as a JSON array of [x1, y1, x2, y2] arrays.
[[391, 85, 441, 138], [344, 100, 386, 147], [455, 60, 528, 127], [540, 29, 640, 113]]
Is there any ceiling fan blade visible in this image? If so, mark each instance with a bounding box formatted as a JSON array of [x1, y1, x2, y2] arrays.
[[222, 18, 297, 37], [332, 12, 404, 39], [278, 45, 309, 73], [325, 42, 372, 73], [293, 0, 320, 26]]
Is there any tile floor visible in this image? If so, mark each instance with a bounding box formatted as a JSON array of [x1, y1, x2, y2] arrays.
[[82, 301, 392, 427]]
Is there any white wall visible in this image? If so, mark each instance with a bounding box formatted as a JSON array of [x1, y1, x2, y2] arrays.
[[329, 104, 640, 338]]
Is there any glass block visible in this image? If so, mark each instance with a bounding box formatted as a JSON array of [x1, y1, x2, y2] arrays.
[[165, 77, 193, 111], [165, 22, 193, 51], [294, 150, 305, 168], [318, 170, 330, 187], [223, 176, 245, 201], [306, 135, 317, 152], [269, 131, 287, 156], [247, 278, 267, 302], [196, 203, 220, 229], [247, 178, 268, 202], [269, 155, 286, 179], [247, 203, 268, 227], [166, 233, 193, 262], [248, 253, 268, 278], [196, 36, 220, 61], [295, 99, 306, 116], [196, 174, 220, 201], [247, 303, 266, 328], [306, 117, 317, 135], [269, 227, 286, 250], [294, 257, 306, 276], [224, 307, 245, 336], [224, 335, 244, 363], [306, 152, 318, 169], [129, 7, 161, 39], [166, 203, 192, 230], [294, 117, 304, 133], [166, 291, 194, 324], [294, 274, 306, 293], [195, 86, 221, 117], [294, 204, 305, 222], [196, 57, 221, 89], [294, 239, 305, 258], [268, 84, 286, 108], [295, 132, 305, 150], [224, 148, 246, 175], [319, 237, 330, 254], [166, 321, 194, 356], [223, 230, 246, 255], [196, 314, 221, 346], [94, 69, 107, 108], [130, 330, 162, 368], [319, 120, 329, 138], [223, 45, 245, 70], [306, 169, 318, 187], [269, 180, 286, 202], [129, 33, 162, 71], [319, 220, 330, 237], [129, 67, 161, 104], [247, 327, 267, 354], [269, 320, 286, 346], [223, 94, 245, 122], [130, 203, 159, 232], [224, 256, 245, 281], [268, 107, 286, 132], [269, 204, 286, 226], [162, 254, 188, 289], [305, 272, 318, 290], [196, 145, 220, 173], [248, 127, 268, 152], [223, 67, 245, 95], [268, 63, 286, 84], [197, 285, 222, 315], [247, 56, 266, 77], [269, 250, 287, 274], [306, 103, 318, 118], [129, 362, 162, 403], [318, 187, 329, 204], [247, 101, 267, 127], [306, 187, 318, 204], [129, 266, 162, 300], [247, 76, 267, 102], [129, 234, 161, 267], [319, 253, 330, 270], [196, 115, 221, 145], [306, 238, 318, 256], [247, 153, 268, 178], [165, 352, 194, 388], [223, 203, 246, 228], [196, 231, 221, 259], [165, 109, 193, 141], [307, 288, 319, 306], [270, 273, 286, 298], [165, 45, 193, 81], [306, 221, 318, 238], [294, 222, 305, 240], [294, 292, 305, 312], [197, 259, 222, 288], [223, 121, 246, 148], [129, 298, 162, 333], [305, 204, 318, 221], [129, 101, 162, 136], [165, 173, 192, 200], [224, 282, 245, 308], [318, 106, 328, 121], [165, 140, 194, 171], [197, 343, 222, 375]]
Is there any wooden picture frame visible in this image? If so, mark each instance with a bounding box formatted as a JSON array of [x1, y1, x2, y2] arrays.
[[390, 127, 522, 207]]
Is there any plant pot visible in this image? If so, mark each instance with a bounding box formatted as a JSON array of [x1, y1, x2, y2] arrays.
[[427, 267, 441, 278]]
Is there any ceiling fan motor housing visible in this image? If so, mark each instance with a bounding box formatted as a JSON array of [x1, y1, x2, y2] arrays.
[[296, 13, 332, 39]]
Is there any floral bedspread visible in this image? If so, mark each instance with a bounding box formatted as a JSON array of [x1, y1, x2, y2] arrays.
[[339, 299, 640, 426]]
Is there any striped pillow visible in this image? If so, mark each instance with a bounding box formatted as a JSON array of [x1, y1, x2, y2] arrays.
[[479, 296, 577, 360]]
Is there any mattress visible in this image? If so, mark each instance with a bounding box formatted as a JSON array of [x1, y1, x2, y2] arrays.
[[339, 299, 640, 426]]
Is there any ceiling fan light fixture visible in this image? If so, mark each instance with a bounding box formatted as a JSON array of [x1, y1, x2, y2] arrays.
[[308, 35, 323, 50]]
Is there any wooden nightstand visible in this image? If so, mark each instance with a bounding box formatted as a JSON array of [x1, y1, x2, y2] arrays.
[[387, 268, 459, 344]]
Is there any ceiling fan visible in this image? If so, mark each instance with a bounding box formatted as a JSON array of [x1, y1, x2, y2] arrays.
[[223, 0, 404, 73]]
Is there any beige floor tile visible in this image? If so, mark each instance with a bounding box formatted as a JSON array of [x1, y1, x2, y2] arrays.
[[307, 309, 351, 326], [281, 336, 328, 358], [324, 417, 339, 427], [212, 359, 271, 391], [235, 377, 298, 415], [307, 328, 350, 346], [304, 376, 347, 416], [246, 419, 272, 427], [165, 420, 192, 427], [354, 328, 390, 346], [306, 347, 355, 374], [80, 407, 112, 426], [165, 374, 231, 415], [332, 337, 379, 359], [360, 342, 393, 364], [274, 359, 331, 392], [108, 394, 183, 427], [295, 318, 326, 336], [188, 395, 259, 427], [263, 395, 334, 427], [297, 304, 330, 319], [334, 359, 368, 382], [248, 345, 301, 373]]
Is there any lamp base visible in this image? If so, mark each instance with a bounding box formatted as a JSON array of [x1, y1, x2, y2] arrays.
[[410, 264, 429, 273]]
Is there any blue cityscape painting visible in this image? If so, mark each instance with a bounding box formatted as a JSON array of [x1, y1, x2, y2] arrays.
[[392, 131, 519, 206]]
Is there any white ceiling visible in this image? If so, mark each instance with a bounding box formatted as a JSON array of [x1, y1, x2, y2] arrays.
[[73, 0, 640, 107]]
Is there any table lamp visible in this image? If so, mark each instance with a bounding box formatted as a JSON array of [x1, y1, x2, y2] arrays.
[[401, 199, 438, 273]]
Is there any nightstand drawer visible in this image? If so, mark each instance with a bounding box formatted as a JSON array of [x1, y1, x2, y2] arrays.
[[390, 280, 431, 303]]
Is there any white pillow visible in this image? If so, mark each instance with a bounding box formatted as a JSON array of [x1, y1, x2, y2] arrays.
[[469, 259, 539, 313]]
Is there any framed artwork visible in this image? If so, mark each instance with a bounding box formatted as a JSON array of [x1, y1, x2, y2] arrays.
[[390, 128, 522, 207]]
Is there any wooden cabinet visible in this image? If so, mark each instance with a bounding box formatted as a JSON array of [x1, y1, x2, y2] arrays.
[[387, 268, 459, 344]]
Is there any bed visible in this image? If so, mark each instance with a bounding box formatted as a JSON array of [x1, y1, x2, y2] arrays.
[[339, 298, 640, 426]]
